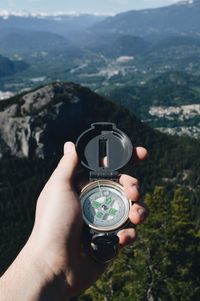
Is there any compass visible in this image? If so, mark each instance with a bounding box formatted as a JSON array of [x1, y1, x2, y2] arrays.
[[81, 181, 131, 232], [76, 122, 133, 263]]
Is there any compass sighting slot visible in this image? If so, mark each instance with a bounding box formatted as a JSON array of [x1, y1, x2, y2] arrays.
[[99, 138, 108, 168], [76, 122, 133, 172]]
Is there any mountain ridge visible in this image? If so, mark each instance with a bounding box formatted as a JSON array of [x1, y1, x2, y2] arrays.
[[0, 54, 28, 77], [1, 82, 200, 187], [91, 0, 200, 37], [0, 82, 200, 224], [0, 81, 199, 300], [0, 13, 107, 41]]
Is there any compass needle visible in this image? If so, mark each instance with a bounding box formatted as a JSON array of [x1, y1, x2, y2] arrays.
[[98, 181, 103, 198], [77, 123, 133, 263]]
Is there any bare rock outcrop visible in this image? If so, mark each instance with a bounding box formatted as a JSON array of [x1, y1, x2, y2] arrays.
[[0, 82, 81, 158]]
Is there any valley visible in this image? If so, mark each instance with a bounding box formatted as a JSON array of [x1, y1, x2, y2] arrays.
[[1, 2, 200, 139], [0, 2, 200, 299]]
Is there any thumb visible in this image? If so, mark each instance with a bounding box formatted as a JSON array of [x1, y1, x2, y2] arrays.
[[53, 142, 79, 183]]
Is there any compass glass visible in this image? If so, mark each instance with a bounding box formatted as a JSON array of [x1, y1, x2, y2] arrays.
[[80, 181, 130, 231]]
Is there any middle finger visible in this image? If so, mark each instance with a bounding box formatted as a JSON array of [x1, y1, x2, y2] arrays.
[[119, 174, 140, 201]]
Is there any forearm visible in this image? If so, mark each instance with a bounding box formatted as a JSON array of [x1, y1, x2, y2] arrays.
[[0, 240, 68, 301]]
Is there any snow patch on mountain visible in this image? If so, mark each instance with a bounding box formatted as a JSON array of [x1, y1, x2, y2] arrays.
[[0, 10, 114, 20], [176, 0, 197, 6]]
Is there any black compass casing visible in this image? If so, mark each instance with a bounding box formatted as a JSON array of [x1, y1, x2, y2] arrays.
[[76, 122, 133, 263]]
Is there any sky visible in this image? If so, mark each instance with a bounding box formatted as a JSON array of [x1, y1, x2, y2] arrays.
[[0, 0, 181, 15]]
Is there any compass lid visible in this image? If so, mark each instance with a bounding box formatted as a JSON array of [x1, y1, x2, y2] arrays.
[[76, 122, 133, 173]]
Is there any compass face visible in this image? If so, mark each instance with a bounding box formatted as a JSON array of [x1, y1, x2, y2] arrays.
[[80, 181, 130, 232]]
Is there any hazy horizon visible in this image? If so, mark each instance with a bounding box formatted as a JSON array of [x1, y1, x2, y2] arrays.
[[0, 0, 181, 15]]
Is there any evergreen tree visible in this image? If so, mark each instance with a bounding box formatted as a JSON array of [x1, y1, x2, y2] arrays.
[[80, 186, 171, 301], [166, 188, 200, 301], [80, 186, 200, 301], [139, 186, 171, 300]]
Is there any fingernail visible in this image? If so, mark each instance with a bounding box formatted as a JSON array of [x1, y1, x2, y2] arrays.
[[138, 208, 146, 220], [64, 142, 74, 154]]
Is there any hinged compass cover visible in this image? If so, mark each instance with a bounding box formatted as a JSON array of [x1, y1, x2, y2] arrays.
[[76, 122, 133, 173]]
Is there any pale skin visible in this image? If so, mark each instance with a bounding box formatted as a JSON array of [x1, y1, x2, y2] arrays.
[[0, 142, 148, 301]]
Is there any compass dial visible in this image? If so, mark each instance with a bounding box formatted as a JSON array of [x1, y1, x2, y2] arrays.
[[80, 180, 130, 232]]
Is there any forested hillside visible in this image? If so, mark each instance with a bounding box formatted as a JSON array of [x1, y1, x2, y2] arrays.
[[81, 186, 200, 300], [0, 54, 28, 77], [1, 1, 200, 141], [1, 1, 200, 300], [0, 83, 199, 299]]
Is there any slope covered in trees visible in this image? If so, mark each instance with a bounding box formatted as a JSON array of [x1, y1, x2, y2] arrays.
[[81, 186, 200, 300], [0, 83, 199, 299], [0, 54, 28, 77]]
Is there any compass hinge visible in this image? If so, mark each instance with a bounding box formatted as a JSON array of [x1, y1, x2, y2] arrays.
[[90, 171, 118, 181]]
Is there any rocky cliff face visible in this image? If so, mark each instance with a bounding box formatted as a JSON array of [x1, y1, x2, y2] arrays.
[[0, 81, 140, 159], [0, 82, 84, 158]]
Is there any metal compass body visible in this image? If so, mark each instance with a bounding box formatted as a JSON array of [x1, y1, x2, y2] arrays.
[[80, 180, 131, 233], [76, 122, 133, 263]]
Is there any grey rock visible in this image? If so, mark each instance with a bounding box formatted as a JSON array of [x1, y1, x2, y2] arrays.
[[0, 82, 81, 159]]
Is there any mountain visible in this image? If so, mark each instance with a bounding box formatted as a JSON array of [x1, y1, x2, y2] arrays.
[[1, 1, 200, 48], [91, 0, 200, 38], [154, 34, 200, 49], [0, 28, 80, 56], [0, 54, 28, 77], [142, 34, 200, 72], [103, 70, 200, 139], [0, 82, 146, 159], [0, 82, 200, 290], [0, 81, 200, 186], [85, 34, 150, 57], [0, 13, 107, 42], [1, 2, 200, 143]]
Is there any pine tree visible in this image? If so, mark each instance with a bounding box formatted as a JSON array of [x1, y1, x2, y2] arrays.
[[166, 188, 200, 301], [80, 186, 200, 301], [138, 186, 171, 300]]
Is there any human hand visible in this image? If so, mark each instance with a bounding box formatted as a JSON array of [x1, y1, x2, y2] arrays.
[[28, 141, 148, 300], [0, 142, 148, 301]]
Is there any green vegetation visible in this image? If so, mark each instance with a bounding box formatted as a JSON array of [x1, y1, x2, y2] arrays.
[[0, 54, 28, 78], [100, 71, 200, 137], [80, 186, 200, 300], [0, 84, 200, 300], [1, 31, 200, 139], [88, 34, 149, 58], [1, 3, 200, 297]]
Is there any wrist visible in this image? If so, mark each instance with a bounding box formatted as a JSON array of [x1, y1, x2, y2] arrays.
[[24, 238, 70, 301], [0, 238, 70, 301]]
